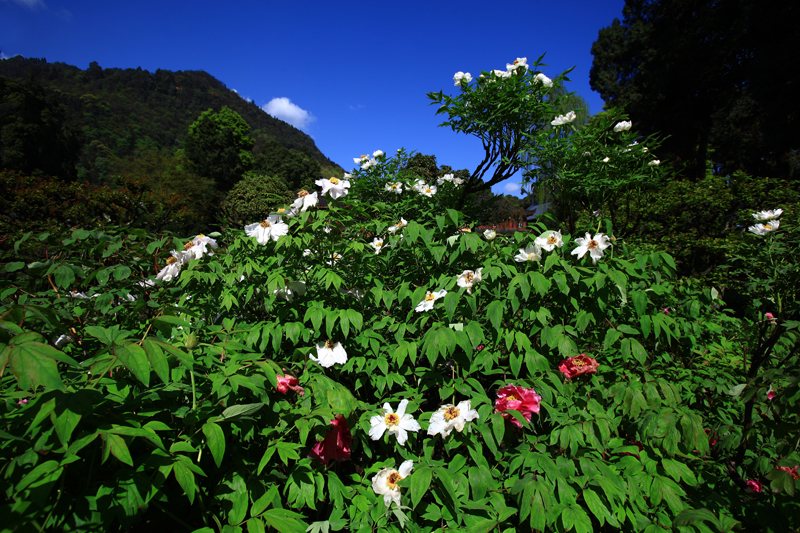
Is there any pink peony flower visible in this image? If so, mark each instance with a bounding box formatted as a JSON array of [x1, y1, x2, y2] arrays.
[[558, 354, 599, 379], [276, 374, 304, 396], [767, 387, 776, 401], [765, 312, 776, 321], [17, 398, 28, 406], [777, 465, 800, 480], [745, 479, 763, 493], [494, 385, 541, 428], [309, 414, 352, 466]]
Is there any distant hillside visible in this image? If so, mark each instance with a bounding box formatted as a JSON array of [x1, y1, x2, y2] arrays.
[[0, 56, 339, 172], [0, 57, 341, 233]]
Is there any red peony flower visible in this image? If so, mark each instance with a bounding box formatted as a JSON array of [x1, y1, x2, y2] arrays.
[[276, 374, 304, 395], [767, 387, 776, 401], [494, 384, 541, 428], [745, 479, 763, 493], [777, 465, 800, 480], [309, 414, 352, 466], [558, 354, 599, 379]]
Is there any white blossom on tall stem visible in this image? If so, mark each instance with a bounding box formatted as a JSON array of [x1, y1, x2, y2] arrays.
[[370, 237, 386, 255], [748, 220, 780, 235], [183, 234, 218, 260], [551, 111, 576, 127], [315, 176, 351, 199], [752, 209, 783, 221], [456, 269, 482, 294], [506, 57, 528, 72], [291, 189, 318, 212], [372, 460, 413, 507], [310, 340, 348, 368], [385, 182, 403, 194], [418, 183, 437, 197], [533, 72, 553, 87], [534, 230, 563, 252], [388, 218, 408, 234], [369, 399, 421, 446], [453, 71, 472, 86], [427, 400, 479, 437], [156, 251, 188, 282], [245, 215, 289, 244], [613, 120, 632, 132], [514, 245, 542, 263], [571, 233, 611, 264], [415, 289, 447, 312]]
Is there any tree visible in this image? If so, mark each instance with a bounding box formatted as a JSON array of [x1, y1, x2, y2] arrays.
[[221, 172, 294, 226], [428, 56, 573, 196], [185, 106, 254, 190], [590, 0, 800, 179]]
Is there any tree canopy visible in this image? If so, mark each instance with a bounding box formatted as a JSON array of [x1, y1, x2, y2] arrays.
[[590, 0, 800, 179]]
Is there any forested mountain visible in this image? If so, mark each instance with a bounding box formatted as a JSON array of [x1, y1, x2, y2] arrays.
[[0, 57, 341, 233]]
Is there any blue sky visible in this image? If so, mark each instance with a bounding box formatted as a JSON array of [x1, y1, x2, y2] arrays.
[[1, 0, 624, 195]]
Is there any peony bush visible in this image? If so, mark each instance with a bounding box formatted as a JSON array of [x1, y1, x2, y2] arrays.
[[2, 57, 799, 532]]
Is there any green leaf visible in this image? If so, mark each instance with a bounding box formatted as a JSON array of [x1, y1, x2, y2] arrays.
[[142, 339, 170, 384], [261, 508, 308, 533], [53, 407, 82, 448], [410, 466, 433, 509], [173, 459, 197, 504], [53, 264, 76, 289], [582, 488, 610, 526], [202, 422, 226, 468], [486, 300, 504, 333], [103, 432, 133, 466], [116, 343, 150, 386], [9, 341, 65, 391], [220, 403, 265, 420], [4, 261, 25, 272]]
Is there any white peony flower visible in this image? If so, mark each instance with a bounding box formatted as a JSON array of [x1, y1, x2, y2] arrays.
[[183, 234, 218, 260], [648, 159, 661, 167], [370, 237, 386, 255], [534, 230, 563, 252], [427, 400, 479, 437], [291, 189, 319, 213], [514, 245, 542, 263], [602, 156, 610, 163], [748, 220, 780, 235], [551, 111, 577, 127], [245, 215, 289, 244], [506, 57, 528, 72], [453, 71, 472, 85], [456, 268, 483, 294], [752, 209, 783, 221], [483, 229, 497, 240], [571, 233, 612, 264], [388, 218, 408, 234], [310, 340, 348, 368], [369, 399, 421, 446], [385, 182, 403, 194], [418, 183, 437, 197], [534, 72, 553, 87], [372, 460, 414, 507], [315, 176, 351, 199], [156, 251, 187, 282], [493, 69, 512, 79], [325, 252, 343, 265], [613, 120, 632, 132], [373, 149, 384, 158], [414, 289, 447, 312]]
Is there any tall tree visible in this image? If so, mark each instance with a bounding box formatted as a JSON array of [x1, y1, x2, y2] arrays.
[[590, 0, 800, 179], [185, 106, 254, 190]]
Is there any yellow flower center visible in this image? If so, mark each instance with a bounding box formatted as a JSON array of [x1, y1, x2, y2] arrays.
[[166, 256, 177, 265], [765, 223, 773, 231], [277, 207, 286, 214], [587, 240, 598, 250], [385, 413, 400, 426], [463, 272, 474, 283], [443, 406, 460, 421], [386, 471, 401, 489], [183, 241, 194, 250], [297, 189, 309, 197], [329, 177, 340, 185], [375, 240, 383, 247], [324, 340, 334, 349], [425, 292, 436, 302], [573, 358, 586, 367], [260, 220, 271, 228], [506, 394, 517, 402], [547, 235, 557, 245]]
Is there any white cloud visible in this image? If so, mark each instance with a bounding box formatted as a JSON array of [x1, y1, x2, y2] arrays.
[[262, 97, 314, 131], [503, 182, 521, 194]]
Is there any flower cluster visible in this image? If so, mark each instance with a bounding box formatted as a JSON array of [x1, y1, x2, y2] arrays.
[[354, 150, 384, 170], [436, 173, 465, 186], [156, 234, 218, 282], [412, 180, 437, 197], [748, 208, 782, 235]]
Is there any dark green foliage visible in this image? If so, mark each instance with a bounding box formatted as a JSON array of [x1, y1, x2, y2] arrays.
[[185, 107, 254, 190], [221, 172, 294, 226], [0, 78, 80, 178], [252, 134, 321, 190], [590, 0, 800, 179]]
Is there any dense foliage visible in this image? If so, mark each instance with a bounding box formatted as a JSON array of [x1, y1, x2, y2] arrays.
[[590, 0, 800, 179]]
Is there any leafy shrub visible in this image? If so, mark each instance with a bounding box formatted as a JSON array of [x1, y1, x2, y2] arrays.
[[221, 172, 295, 227]]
